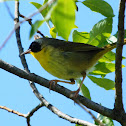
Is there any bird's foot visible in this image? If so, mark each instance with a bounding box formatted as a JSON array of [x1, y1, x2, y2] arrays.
[[71, 88, 80, 98], [49, 80, 58, 92]]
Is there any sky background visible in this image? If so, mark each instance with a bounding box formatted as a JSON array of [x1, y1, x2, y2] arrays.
[[0, 0, 126, 126]]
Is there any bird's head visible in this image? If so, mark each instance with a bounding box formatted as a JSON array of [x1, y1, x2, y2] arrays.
[[21, 38, 44, 55]]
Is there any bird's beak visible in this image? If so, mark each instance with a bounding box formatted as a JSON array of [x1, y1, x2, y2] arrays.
[[20, 49, 31, 56]]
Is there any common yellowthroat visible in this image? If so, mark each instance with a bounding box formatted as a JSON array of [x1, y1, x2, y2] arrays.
[[22, 36, 126, 96]]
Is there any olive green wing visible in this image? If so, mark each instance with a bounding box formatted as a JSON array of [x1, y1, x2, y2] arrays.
[[44, 37, 104, 52]]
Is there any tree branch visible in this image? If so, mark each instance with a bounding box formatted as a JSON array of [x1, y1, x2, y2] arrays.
[[26, 103, 44, 126], [14, 2, 94, 125], [4, 2, 14, 19], [30, 85, 96, 126], [14, 1, 30, 70], [114, 0, 125, 112], [19, 14, 45, 37], [0, 59, 118, 121], [14, 2, 45, 125], [0, 0, 55, 51], [0, 105, 26, 117], [75, 100, 105, 126]]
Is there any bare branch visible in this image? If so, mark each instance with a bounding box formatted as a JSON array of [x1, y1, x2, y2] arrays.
[[4, 2, 14, 19], [114, 0, 125, 112], [26, 103, 44, 126], [14, 1, 30, 70], [29, 83, 96, 126], [75, 100, 105, 126], [0, 105, 26, 117], [19, 14, 45, 37], [19, 14, 32, 25], [13, 2, 94, 125], [0, 0, 55, 51], [14, 2, 45, 125]]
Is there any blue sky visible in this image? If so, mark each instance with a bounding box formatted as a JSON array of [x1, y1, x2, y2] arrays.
[[0, 0, 126, 126]]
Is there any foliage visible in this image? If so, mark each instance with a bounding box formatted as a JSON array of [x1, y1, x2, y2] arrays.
[[95, 114, 114, 126], [30, 0, 125, 105], [1, 0, 125, 125], [29, 1, 126, 125]]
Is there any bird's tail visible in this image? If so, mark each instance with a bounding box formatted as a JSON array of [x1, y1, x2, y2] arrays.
[[92, 38, 126, 62], [103, 38, 126, 52]]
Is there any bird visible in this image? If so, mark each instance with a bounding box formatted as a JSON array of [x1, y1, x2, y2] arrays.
[[21, 36, 126, 97]]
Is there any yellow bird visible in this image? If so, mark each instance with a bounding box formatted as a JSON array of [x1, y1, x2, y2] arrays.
[[22, 36, 126, 96]]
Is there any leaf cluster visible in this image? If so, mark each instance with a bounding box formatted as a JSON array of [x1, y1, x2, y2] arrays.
[[29, 0, 125, 125]]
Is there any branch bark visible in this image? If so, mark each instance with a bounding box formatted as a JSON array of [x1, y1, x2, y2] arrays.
[[114, 0, 125, 114], [1, 0, 126, 125], [0, 106, 26, 117], [26, 103, 44, 126], [0, 59, 117, 120], [13, 1, 96, 126], [114, 1, 126, 125], [0, 0, 55, 51]]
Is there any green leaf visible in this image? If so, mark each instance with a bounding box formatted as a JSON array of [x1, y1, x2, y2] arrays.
[[89, 62, 115, 76], [88, 18, 113, 47], [82, 0, 114, 17], [30, 1, 53, 27], [50, 27, 57, 38], [29, 20, 44, 39], [90, 62, 125, 76], [30, 1, 50, 18], [99, 51, 116, 62], [51, 0, 76, 40], [72, 30, 90, 43], [77, 79, 91, 100], [88, 76, 115, 90], [95, 114, 114, 126]]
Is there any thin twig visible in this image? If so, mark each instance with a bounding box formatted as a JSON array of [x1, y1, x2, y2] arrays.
[[0, 0, 55, 51], [29, 83, 96, 126], [19, 14, 45, 37], [14, 1, 44, 125], [19, 14, 32, 25], [26, 103, 44, 126], [0, 106, 26, 117], [75, 100, 105, 126], [4, 2, 14, 19], [13, 1, 94, 126]]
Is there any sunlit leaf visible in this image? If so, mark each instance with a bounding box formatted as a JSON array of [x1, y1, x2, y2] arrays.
[[82, 0, 114, 17], [88, 76, 115, 90], [72, 30, 90, 43], [77, 79, 91, 100], [89, 18, 112, 46], [90, 62, 115, 75], [30, 1, 50, 18], [90, 62, 125, 76], [95, 114, 114, 126], [50, 27, 57, 38], [51, 0, 76, 40], [88, 18, 113, 47], [99, 51, 116, 62], [29, 20, 44, 39]]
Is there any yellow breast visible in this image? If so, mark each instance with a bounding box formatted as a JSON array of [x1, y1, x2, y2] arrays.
[[30, 45, 103, 80], [30, 46, 83, 80], [30, 46, 52, 71]]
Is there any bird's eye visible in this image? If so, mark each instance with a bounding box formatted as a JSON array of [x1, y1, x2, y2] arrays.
[[29, 42, 41, 52]]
